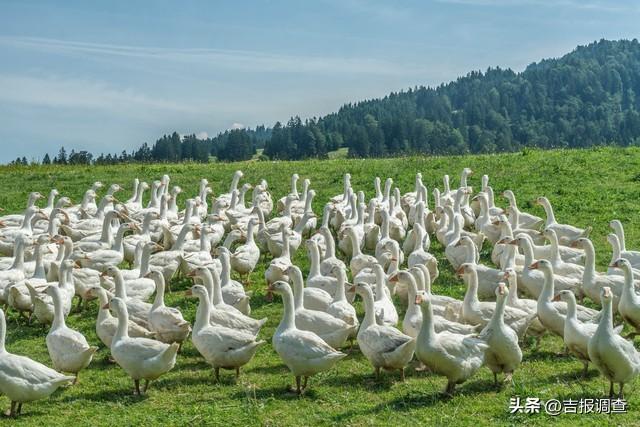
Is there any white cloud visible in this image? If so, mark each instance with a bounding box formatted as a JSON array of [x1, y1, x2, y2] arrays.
[[0, 36, 426, 76], [196, 131, 209, 139], [0, 74, 197, 117], [230, 122, 245, 130], [434, 0, 639, 12]]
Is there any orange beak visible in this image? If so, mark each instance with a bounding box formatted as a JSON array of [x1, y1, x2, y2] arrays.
[[185, 289, 193, 296], [529, 261, 540, 270], [101, 303, 110, 309], [552, 294, 561, 302]]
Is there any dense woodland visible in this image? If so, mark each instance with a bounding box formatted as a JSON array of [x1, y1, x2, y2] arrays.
[[14, 39, 640, 166]]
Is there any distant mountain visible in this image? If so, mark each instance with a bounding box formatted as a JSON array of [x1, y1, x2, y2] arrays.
[[29, 39, 640, 166]]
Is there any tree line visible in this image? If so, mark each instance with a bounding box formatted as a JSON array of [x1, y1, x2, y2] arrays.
[[11, 39, 640, 166]]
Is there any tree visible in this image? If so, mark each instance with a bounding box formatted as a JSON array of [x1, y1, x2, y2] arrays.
[[55, 147, 67, 165], [42, 153, 51, 165]]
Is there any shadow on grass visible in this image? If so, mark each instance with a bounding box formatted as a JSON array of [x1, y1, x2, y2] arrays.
[[231, 384, 320, 402], [60, 386, 150, 405], [331, 389, 444, 422]]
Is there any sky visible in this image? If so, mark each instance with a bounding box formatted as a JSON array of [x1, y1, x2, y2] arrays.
[[1, 0, 639, 163]]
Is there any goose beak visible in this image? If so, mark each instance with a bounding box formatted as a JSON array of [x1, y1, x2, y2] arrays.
[[529, 261, 540, 270], [266, 283, 275, 292], [186, 271, 196, 278], [101, 303, 110, 309], [552, 294, 561, 302], [569, 240, 579, 248], [388, 274, 399, 283], [414, 294, 423, 305], [498, 284, 506, 295], [346, 284, 356, 293], [455, 266, 465, 276], [185, 289, 193, 297], [502, 271, 510, 280]]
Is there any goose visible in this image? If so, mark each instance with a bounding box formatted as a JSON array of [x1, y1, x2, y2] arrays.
[[0, 192, 44, 228], [265, 225, 294, 299], [505, 206, 545, 245], [0, 308, 75, 417], [277, 173, 300, 213], [375, 214, 404, 271], [510, 235, 580, 298], [0, 234, 27, 272], [217, 170, 244, 208], [102, 266, 152, 329], [363, 199, 381, 251], [264, 196, 295, 236], [407, 184, 429, 227], [330, 173, 352, 208], [326, 267, 358, 339], [44, 286, 98, 382], [148, 223, 196, 284], [0, 237, 28, 305], [287, 265, 332, 312], [611, 258, 640, 337], [27, 260, 75, 325], [372, 264, 398, 326], [502, 190, 543, 230], [291, 184, 315, 228], [122, 211, 157, 262], [473, 192, 502, 244], [75, 222, 136, 272], [289, 266, 355, 349], [306, 239, 338, 296], [146, 270, 191, 347], [502, 268, 546, 341], [86, 286, 154, 347], [469, 175, 488, 216], [254, 180, 274, 217], [457, 264, 537, 340], [6, 236, 49, 319], [607, 234, 640, 277], [269, 281, 346, 395], [267, 211, 314, 257], [478, 283, 522, 387], [407, 223, 438, 278], [187, 267, 266, 337], [403, 200, 428, 255], [105, 297, 179, 395], [217, 247, 251, 315], [571, 237, 631, 309], [60, 195, 118, 241], [542, 228, 584, 279], [343, 227, 377, 277], [400, 172, 423, 214], [453, 185, 475, 229], [386, 195, 407, 242], [397, 270, 477, 338], [535, 197, 591, 245], [352, 282, 415, 380], [318, 226, 346, 277], [355, 244, 399, 296], [72, 210, 121, 255], [588, 286, 640, 398], [230, 219, 260, 281], [530, 260, 570, 338], [0, 207, 47, 255], [125, 180, 149, 213], [309, 204, 332, 257], [180, 226, 221, 276], [456, 235, 502, 298], [338, 201, 365, 257], [556, 290, 617, 376], [610, 220, 640, 268], [415, 292, 488, 395], [444, 214, 469, 270], [186, 284, 264, 381]]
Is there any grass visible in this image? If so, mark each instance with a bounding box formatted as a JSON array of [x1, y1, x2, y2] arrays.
[[1, 146, 640, 426]]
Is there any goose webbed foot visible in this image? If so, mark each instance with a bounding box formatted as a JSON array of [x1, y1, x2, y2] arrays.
[[4, 401, 17, 417]]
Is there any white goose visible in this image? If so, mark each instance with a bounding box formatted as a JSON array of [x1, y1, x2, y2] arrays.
[[147, 270, 191, 347], [102, 266, 152, 329], [535, 197, 591, 245], [306, 239, 338, 296], [287, 265, 332, 312], [611, 258, 640, 337], [610, 220, 640, 268], [230, 218, 260, 281], [86, 286, 154, 348], [217, 247, 251, 315], [478, 283, 522, 387], [352, 282, 415, 381], [187, 284, 264, 382], [269, 281, 346, 395], [588, 286, 640, 398], [106, 297, 179, 395], [0, 308, 74, 417], [45, 286, 98, 382], [502, 189, 543, 230], [343, 227, 377, 277], [415, 292, 488, 395]]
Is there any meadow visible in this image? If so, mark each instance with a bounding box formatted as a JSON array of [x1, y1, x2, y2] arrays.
[[1, 147, 640, 426]]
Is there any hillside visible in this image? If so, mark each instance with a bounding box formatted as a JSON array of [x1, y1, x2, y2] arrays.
[[29, 39, 640, 166], [2, 147, 640, 426]]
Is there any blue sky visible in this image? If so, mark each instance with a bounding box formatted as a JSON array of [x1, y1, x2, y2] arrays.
[[1, 0, 639, 162]]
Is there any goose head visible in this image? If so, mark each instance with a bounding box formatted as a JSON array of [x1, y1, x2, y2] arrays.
[[104, 296, 125, 312], [554, 289, 573, 303], [101, 266, 121, 278], [268, 280, 291, 297], [600, 286, 613, 303], [529, 259, 551, 272], [185, 284, 207, 299], [495, 282, 508, 298], [455, 262, 475, 278]]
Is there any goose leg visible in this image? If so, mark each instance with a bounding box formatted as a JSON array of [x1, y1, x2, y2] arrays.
[[400, 368, 405, 382], [214, 367, 220, 382], [295, 376, 302, 395], [16, 403, 21, 415], [235, 367, 240, 380], [504, 372, 513, 385], [445, 381, 455, 396], [374, 366, 381, 379], [619, 383, 624, 399], [5, 401, 16, 417], [493, 372, 498, 388], [143, 380, 150, 393], [134, 379, 140, 395], [609, 381, 614, 398], [582, 362, 589, 377], [73, 373, 79, 385], [302, 376, 308, 391]]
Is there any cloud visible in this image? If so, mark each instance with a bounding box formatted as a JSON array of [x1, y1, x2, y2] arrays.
[[195, 131, 209, 139], [0, 36, 425, 76], [0, 74, 196, 117], [434, 0, 640, 12], [230, 123, 245, 130]]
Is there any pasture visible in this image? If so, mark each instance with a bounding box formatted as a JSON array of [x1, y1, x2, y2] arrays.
[[1, 147, 640, 426]]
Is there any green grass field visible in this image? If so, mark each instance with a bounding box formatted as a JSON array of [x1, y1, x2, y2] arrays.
[[1, 147, 640, 426]]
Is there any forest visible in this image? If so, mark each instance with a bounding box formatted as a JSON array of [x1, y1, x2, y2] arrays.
[[17, 39, 640, 165]]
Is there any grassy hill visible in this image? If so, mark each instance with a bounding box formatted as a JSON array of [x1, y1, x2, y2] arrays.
[[1, 147, 640, 426]]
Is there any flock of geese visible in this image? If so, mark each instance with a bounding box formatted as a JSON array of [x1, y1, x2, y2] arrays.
[[1, 169, 640, 417]]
